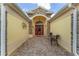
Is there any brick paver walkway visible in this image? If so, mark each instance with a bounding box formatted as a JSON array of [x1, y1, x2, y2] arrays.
[[11, 37, 73, 56]]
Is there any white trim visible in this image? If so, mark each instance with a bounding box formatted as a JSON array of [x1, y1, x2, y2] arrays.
[[72, 8, 78, 56], [1, 4, 6, 56]]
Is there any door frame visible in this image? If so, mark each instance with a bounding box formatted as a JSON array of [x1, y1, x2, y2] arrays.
[[35, 24, 44, 36]]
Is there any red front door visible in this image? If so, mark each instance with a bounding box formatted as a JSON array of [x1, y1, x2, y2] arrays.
[[35, 25, 44, 36]]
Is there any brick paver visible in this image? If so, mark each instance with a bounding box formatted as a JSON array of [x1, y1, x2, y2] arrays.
[[11, 37, 73, 56]]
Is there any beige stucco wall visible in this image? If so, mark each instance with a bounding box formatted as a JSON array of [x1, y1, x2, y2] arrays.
[[50, 10, 72, 52], [7, 6, 29, 55]]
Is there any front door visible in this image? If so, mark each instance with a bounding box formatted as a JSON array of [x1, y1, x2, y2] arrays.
[[35, 25, 44, 36]]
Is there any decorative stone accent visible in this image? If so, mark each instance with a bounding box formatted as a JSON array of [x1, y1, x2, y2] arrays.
[[27, 7, 53, 18]]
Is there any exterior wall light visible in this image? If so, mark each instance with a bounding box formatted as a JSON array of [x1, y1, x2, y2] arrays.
[[22, 22, 27, 29]]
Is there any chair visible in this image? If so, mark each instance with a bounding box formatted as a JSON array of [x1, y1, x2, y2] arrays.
[[48, 32, 60, 46]]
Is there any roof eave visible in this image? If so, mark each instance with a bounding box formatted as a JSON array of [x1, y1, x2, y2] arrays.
[[5, 3, 31, 22], [48, 4, 72, 23]]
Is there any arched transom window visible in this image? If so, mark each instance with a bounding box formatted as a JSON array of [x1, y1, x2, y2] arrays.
[[36, 21, 43, 25]]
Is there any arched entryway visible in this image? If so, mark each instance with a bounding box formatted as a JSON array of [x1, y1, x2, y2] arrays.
[[35, 21, 44, 35], [32, 16, 46, 36]]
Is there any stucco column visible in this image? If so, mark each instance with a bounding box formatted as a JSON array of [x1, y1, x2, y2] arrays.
[[72, 8, 78, 55], [1, 4, 6, 56], [47, 22, 50, 36]]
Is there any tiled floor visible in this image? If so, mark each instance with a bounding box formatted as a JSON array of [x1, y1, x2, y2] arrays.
[[11, 37, 73, 56]]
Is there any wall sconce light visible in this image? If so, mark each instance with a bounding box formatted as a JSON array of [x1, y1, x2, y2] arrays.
[[22, 22, 27, 29]]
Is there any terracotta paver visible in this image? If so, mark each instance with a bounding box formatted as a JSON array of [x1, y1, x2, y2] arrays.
[[11, 37, 73, 56]]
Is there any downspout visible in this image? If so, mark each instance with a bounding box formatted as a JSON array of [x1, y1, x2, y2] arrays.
[[1, 4, 6, 56]]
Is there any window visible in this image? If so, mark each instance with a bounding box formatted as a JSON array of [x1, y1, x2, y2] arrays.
[[36, 21, 43, 25]]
